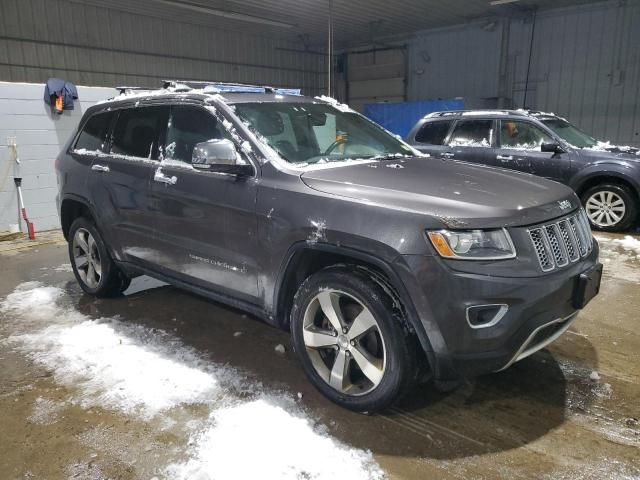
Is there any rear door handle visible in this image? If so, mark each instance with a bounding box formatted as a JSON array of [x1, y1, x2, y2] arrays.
[[91, 164, 110, 172], [496, 155, 513, 161], [154, 168, 177, 185]]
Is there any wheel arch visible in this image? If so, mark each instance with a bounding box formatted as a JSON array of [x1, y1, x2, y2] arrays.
[[573, 171, 640, 200], [60, 195, 98, 241], [273, 242, 436, 366]]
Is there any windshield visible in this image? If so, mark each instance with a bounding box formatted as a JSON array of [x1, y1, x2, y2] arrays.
[[233, 102, 413, 165], [540, 118, 598, 148]]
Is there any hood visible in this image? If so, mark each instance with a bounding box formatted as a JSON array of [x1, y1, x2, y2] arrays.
[[301, 157, 578, 229], [577, 146, 640, 163]]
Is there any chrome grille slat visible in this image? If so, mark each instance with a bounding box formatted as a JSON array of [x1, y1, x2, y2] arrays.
[[527, 210, 593, 272]]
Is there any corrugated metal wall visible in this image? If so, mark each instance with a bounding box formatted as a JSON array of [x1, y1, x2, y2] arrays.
[[0, 0, 325, 95], [408, 23, 503, 107], [507, 1, 640, 147], [406, 1, 640, 146]]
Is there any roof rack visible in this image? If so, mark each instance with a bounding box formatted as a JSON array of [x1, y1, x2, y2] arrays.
[[424, 109, 533, 119], [115, 86, 155, 95], [161, 79, 301, 96]]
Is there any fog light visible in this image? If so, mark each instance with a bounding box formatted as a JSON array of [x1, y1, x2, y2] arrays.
[[466, 304, 508, 329]]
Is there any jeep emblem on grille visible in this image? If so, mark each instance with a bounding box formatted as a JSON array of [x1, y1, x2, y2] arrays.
[[558, 200, 572, 210]]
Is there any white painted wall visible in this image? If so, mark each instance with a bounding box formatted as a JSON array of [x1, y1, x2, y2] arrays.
[[0, 81, 114, 232]]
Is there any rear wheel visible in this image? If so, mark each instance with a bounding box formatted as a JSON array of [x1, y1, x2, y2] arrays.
[[581, 183, 637, 231], [290, 266, 415, 413], [68, 217, 130, 297]]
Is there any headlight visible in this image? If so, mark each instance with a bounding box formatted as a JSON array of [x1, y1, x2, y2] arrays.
[[427, 228, 516, 260]]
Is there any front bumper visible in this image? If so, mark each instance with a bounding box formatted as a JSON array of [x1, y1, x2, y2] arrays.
[[396, 243, 600, 380]]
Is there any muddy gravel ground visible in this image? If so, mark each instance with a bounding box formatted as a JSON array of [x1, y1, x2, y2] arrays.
[[0, 231, 638, 480]]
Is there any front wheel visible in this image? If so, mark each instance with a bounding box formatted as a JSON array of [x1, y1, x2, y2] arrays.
[[581, 183, 637, 232], [290, 266, 415, 413], [68, 217, 131, 297]]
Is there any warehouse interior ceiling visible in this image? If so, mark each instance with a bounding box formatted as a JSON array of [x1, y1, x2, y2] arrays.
[[74, 0, 601, 48]]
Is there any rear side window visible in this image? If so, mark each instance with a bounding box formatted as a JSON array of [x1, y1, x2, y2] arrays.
[[74, 112, 113, 152], [111, 106, 169, 159], [415, 120, 452, 145], [164, 106, 225, 163], [448, 119, 494, 147]]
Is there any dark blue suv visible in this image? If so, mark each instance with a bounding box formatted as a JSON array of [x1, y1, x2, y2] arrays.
[[406, 110, 640, 231]]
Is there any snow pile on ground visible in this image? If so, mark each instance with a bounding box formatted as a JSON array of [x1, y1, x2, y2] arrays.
[[167, 397, 384, 480], [15, 321, 220, 417], [1, 282, 384, 479]]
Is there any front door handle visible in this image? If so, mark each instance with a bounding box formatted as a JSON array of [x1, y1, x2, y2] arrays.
[[441, 152, 455, 158], [496, 155, 513, 161], [91, 164, 110, 172], [154, 168, 177, 185]]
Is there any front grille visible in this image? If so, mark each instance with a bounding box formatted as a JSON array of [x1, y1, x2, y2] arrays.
[[528, 210, 593, 272]]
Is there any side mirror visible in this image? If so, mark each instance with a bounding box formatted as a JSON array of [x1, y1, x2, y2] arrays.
[[192, 139, 253, 175], [541, 142, 565, 154]]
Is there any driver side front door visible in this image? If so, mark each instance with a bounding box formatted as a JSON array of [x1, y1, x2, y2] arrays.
[[149, 104, 260, 302]]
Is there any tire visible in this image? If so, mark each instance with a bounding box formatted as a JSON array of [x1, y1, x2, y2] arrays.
[[290, 265, 415, 413], [68, 217, 131, 297], [581, 183, 638, 232]]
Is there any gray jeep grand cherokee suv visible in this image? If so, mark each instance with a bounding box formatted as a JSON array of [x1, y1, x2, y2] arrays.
[[56, 83, 602, 412]]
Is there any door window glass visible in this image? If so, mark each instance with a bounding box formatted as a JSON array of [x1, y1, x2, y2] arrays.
[[74, 111, 113, 152], [500, 120, 554, 150], [448, 120, 493, 147], [164, 106, 226, 163], [415, 120, 453, 145], [111, 106, 168, 159]]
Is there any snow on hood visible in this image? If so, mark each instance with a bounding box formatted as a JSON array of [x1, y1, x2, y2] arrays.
[[1, 281, 384, 480], [584, 141, 640, 156]]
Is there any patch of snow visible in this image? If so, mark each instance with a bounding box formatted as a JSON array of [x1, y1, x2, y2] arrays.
[[1, 282, 384, 479], [314, 95, 354, 113], [165, 396, 384, 480], [449, 138, 490, 148], [274, 344, 286, 354], [29, 396, 63, 425], [589, 371, 600, 382], [385, 163, 404, 169], [585, 141, 639, 155], [11, 320, 220, 418], [307, 219, 327, 244], [54, 263, 73, 273]]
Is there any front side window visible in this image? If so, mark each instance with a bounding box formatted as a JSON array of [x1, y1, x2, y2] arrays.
[[448, 120, 493, 147], [74, 111, 113, 152], [164, 106, 226, 163], [233, 102, 412, 165], [540, 118, 598, 149], [500, 120, 554, 150], [111, 106, 168, 159], [415, 120, 453, 145]]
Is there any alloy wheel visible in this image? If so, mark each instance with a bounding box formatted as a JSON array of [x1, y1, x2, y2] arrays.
[[302, 289, 386, 396], [72, 228, 102, 289], [585, 190, 626, 227]]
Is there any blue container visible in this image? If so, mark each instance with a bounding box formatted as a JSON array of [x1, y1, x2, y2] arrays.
[[364, 99, 465, 138]]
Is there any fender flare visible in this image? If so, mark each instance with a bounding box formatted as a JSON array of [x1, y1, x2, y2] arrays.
[[570, 166, 640, 197], [273, 242, 437, 365]]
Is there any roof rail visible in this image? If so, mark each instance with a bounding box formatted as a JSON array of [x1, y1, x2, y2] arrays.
[[161, 79, 301, 96], [115, 86, 155, 95], [424, 109, 534, 119]]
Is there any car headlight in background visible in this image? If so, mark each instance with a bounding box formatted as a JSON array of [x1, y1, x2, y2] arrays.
[[427, 228, 516, 260]]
